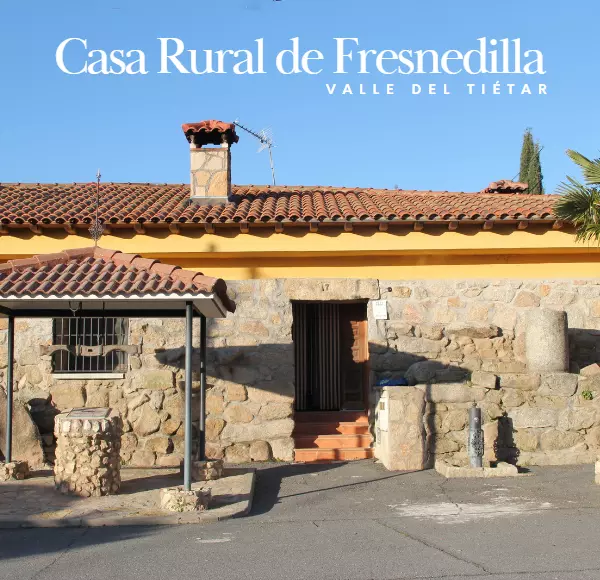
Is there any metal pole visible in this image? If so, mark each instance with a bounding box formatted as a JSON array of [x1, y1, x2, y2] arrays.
[[199, 314, 207, 461], [184, 302, 193, 490], [468, 403, 484, 468], [268, 146, 276, 186], [5, 316, 14, 463]]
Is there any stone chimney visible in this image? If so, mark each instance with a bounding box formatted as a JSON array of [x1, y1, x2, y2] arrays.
[[182, 120, 239, 201]]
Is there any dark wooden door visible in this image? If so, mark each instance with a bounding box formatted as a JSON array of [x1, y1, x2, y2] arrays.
[[339, 303, 368, 410], [293, 301, 367, 411]]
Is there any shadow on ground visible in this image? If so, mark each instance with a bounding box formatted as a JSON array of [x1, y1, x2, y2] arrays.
[[250, 462, 341, 515], [0, 525, 160, 562], [249, 461, 422, 516], [117, 468, 182, 495]]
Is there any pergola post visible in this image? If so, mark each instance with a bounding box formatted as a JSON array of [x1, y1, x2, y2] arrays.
[[184, 301, 193, 491], [199, 313, 207, 461], [5, 315, 14, 463]]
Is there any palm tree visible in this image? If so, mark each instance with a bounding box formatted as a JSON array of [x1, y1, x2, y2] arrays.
[[554, 150, 600, 243]]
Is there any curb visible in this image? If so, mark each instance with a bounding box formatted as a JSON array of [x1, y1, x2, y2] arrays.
[[0, 470, 255, 528]]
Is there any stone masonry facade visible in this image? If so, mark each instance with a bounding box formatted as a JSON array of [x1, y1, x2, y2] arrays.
[[370, 279, 600, 466], [2, 277, 600, 468]]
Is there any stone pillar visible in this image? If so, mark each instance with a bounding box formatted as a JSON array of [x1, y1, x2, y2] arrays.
[[525, 309, 569, 372], [375, 386, 427, 471], [54, 408, 122, 497]]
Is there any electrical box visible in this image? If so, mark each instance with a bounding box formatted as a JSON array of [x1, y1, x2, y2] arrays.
[[372, 300, 388, 320]]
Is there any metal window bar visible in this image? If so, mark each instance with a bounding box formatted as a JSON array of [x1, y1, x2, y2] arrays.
[[293, 303, 342, 412], [52, 317, 129, 373]]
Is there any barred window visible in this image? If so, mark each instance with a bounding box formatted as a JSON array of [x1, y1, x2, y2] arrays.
[[52, 317, 129, 373]]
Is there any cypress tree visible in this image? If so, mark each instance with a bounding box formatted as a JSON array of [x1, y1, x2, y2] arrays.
[[519, 128, 544, 194], [519, 129, 534, 184], [526, 142, 544, 194]]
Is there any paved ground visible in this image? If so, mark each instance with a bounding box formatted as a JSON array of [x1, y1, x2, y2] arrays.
[[0, 467, 254, 526], [2, 460, 600, 579]]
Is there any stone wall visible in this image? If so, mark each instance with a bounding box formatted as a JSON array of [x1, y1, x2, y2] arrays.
[[0, 281, 299, 467], [2, 277, 600, 468], [416, 373, 600, 466], [369, 279, 600, 379], [369, 279, 600, 466]]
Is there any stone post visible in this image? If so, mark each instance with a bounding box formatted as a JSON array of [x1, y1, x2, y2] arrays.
[[160, 486, 211, 512], [190, 459, 224, 482], [54, 408, 122, 497], [525, 308, 569, 372], [0, 460, 29, 481], [375, 386, 427, 471], [468, 403, 484, 468]]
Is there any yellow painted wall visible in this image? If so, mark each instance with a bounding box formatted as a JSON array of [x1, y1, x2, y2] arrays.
[[1, 227, 599, 280], [167, 254, 600, 280]]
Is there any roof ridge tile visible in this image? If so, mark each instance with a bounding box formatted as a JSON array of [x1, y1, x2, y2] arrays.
[[112, 251, 140, 267], [151, 262, 180, 278], [63, 248, 96, 261], [131, 256, 158, 271]]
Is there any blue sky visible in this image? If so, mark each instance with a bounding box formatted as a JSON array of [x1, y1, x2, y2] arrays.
[[0, 0, 598, 193]]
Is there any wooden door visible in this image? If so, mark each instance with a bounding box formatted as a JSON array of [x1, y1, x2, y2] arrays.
[[293, 302, 341, 411], [293, 301, 368, 412], [339, 304, 368, 410]]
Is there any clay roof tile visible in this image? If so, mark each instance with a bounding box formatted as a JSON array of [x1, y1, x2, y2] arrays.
[[9, 257, 40, 272], [64, 247, 95, 260], [151, 263, 180, 278], [0, 183, 561, 229], [171, 269, 197, 284], [131, 257, 158, 271], [0, 247, 234, 312], [181, 120, 239, 147], [111, 252, 139, 266]]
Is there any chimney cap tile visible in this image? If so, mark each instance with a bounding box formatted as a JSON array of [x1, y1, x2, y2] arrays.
[[481, 179, 529, 194], [182, 120, 239, 147]]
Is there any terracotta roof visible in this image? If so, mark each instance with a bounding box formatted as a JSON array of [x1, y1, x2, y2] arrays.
[[0, 247, 235, 312], [0, 183, 558, 230]]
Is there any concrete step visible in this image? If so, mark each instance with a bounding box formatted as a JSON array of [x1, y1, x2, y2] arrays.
[[294, 434, 373, 449], [294, 411, 368, 424], [294, 447, 375, 463], [293, 422, 371, 436]]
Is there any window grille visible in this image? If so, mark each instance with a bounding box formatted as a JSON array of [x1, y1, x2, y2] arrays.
[[52, 317, 129, 373]]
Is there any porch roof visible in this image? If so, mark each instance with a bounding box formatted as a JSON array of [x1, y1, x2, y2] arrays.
[[0, 247, 236, 317], [0, 247, 232, 489]]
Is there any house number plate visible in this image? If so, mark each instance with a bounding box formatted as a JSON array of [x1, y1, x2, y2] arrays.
[[372, 300, 388, 320]]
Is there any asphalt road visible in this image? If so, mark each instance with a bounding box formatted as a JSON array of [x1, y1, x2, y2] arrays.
[[2, 461, 600, 580]]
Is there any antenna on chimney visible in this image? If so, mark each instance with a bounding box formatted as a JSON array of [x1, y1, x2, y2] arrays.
[[89, 169, 104, 247], [233, 119, 277, 186]]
